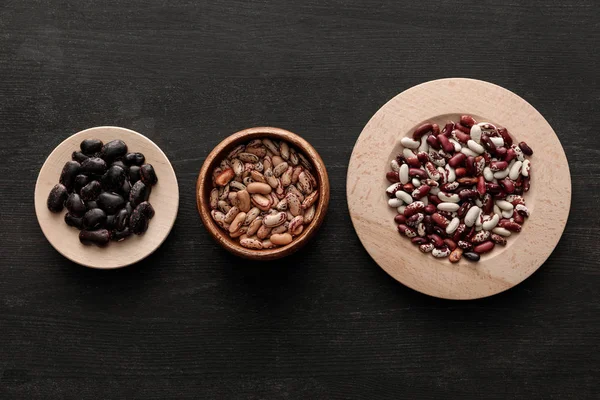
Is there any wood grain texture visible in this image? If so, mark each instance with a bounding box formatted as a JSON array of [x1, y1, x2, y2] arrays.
[[0, 0, 599, 399], [35, 126, 179, 269], [348, 78, 571, 299]]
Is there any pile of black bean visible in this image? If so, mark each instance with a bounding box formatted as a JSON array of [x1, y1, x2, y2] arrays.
[[47, 138, 158, 246]]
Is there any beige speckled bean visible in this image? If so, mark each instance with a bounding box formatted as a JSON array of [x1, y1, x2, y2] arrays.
[[250, 193, 271, 211], [262, 139, 280, 155], [240, 237, 263, 249], [273, 162, 289, 178], [236, 190, 251, 212], [231, 158, 244, 176], [280, 142, 290, 160], [247, 182, 272, 194], [261, 239, 277, 249], [271, 222, 289, 235], [247, 217, 263, 236], [289, 215, 304, 236], [224, 206, 240, 224], [281, 166, 293, 187], [209, 188, 219, 210], [304, 205, 316, 224], [228, 211, 247, 233], [276, 198, 288, 211], [286, 185, 305, 202], [301, 190, 319, 209], [297, 172, 313, 194], [270, 233, 293, 246], [257, 224, 272, 239], [263, 211, 287, 228], [286, 193, 301, 216], [289, 148, 299, 165], [230, 226, 248, 238], [218, 200, 231, 214]]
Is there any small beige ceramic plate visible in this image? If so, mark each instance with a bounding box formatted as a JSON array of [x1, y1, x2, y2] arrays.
[[347, 78, 571, 299], [35, 126, 179, 269]]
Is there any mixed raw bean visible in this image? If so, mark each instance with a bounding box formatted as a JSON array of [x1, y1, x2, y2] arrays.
[[47, 138, 158, 246], [210, 138, 319, 250], [386, 115, 533, 262]]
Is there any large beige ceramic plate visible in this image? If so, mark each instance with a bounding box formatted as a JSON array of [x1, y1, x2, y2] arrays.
[[347, 78, 570, 299], [35, 126, 179, 269]]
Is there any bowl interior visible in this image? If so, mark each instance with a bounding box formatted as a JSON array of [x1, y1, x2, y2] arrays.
[[197, 127, 330, 260]]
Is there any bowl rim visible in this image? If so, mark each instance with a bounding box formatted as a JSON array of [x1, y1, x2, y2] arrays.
[[196, 126, 330, 260]]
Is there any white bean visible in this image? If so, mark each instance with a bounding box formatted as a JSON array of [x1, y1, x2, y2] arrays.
[[400, 137, 420, 149], [403, 148, 415, 158], [496, 200, 514, 211], [483, 167, 494, 182], [460, 147, 478, 157], [467, 140, 485, 154], [399, 164, 410, 184], [412, 178, 421, 187], [490, 137, 504, 147], [492, 227, 512, 237], [391, 159, 400, 172], [446, 217, 460, 235], [482, 214, 500, 231], [438, 192, 460, 203], [395, 191, 413, 204], [397, 205, 406, 214], [465, 206, 481, 227], [418, 134, 429, 153], [445, 165, 456, 183], [493, 169, 510, 179], [437, 202, 460, 212], [449, 138, 462, 152], [388, 198, 403, 208], [522, 159, 531, 177], [470, 125, 482, 143], [502, 208, 513, 218], [509, 160, 523, 180]]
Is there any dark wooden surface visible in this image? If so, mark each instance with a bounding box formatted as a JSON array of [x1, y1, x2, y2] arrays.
[[1, 1, 598, 399]]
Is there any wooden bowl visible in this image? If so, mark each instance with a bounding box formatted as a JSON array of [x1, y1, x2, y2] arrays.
[[35, 126, 179, 269], [347, 78, 571, 299], [196, 127, 330, 260]]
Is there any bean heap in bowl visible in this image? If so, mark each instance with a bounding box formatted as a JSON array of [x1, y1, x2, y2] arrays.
[[210, 138, 319, 250], [386, 115, 533, 262], [47, 139, 158, 246]]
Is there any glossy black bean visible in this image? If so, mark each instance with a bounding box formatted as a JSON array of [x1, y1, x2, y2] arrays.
[[115, 208, 129, 231], [74, 174, 90, 192], [129, 181, 151, 206], [100, 139, 128, 162], [47, 184, 68, 212], [72, 151, 89, 163], [97, 192, 125, 214], [65, 193, 86, 217], [129, 165, 141, 183], [101, 165, 126, 192], [79, 229, 110, 246], [139, 164, 157, 185], [463, 252, 481, 262], [81, 157, 107, 175], [64, 213, 83, 229], [110, 228, 131, 242], [125, 202, 134, 214], [121, 179, 132, 198], [80, 180, 101, 201], [82, 208, 107, 230], [106, 214, 116, 230], [86, 201, 98, 210], [111, 160, 128, 172], [129, 205, 149, 234], [124, 152, 145, 166], [136, 201, 155, 219], [80, 139, 104, 155], [59, 161, 81, 191]]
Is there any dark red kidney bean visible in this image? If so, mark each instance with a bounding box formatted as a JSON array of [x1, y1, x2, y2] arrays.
[[59, 161, 81, 191], [438, 210, 453, 220], [83, 208, 107, 230], [79, 229, 110, 246], [432, 213, 449, 228], [395, 155, 405, 165], [97, 192, 126, 214], [485, 183, 501, 194], [452, 223, 466, 242], [431, 124, 440, 136], [121, 179, 132, 198], [80, 180, 102, 201], [426, 135, 440, 150], [455, 122, 470, 134], [100, 139, 128, 162], [523, 176, 530, 192], [409, 168, 427, 178], [406, 156, 420, 167], [428, 234, 444, 248], [111, 228, 132, 242], [499, 178, 515, 193], [86, 201, 98, 210], [124, 152, 145, 166], [454, 130, 470, 143], [463, 252, 480, 262], [480, 134, 496, 153], [386, 171, 400, 183], [458, 189, 477, 200], [482, 193, 493, 214], [440, 182, 459, 192], [411, 237, 428, 245], [457, 202, 472, 219], [460, 115, 476, 127], [140, 164, 158, 186], [81, 157, 107, 175], [493, 191, 507, 200], [129, 165, 141, 183], [465, 226, 476, 241], [432, 226, 445, 237], [397, 224, 417, 237], [455, 167, 467, 177], [473, 241, 495, 254], [437, 134, 454, 153], [80, 139, 104, 155], [130, 205, 150, 234], [503, 148, 516, 163], [72, 151, 89, 163], [407, 213, 424, 227], [477, 176, 486, 195], [416, 152, 429, 164], [129, 181, 151, 207], [64, 213, 83, 229], [491, 233, 507, 246], [412, 185, 430, 200], [490, 161, 508, 172], [498, 219, 522, 232], [47, 183, 68, 212], [137, 201, 155, 219], [101, 165, 126, 192], [497, 127, 512, 146], [448, 153, 466, 168], [394, 214, 407, 224], [518, 141, 533, 155], [466, 156, 476, 176], [513, 210, 525, 225], [65, 193, 86, 217], [74, 174, 90, 193], [428, 194, 442, 205], [424, 204, 437, 214], [441, 122, 454, 136], [495, 147, 507, 157], [444, 238, 457, 251], [412, 123, 433, 139], [403, 183, 415, 193], [457, 177, 478, 185]]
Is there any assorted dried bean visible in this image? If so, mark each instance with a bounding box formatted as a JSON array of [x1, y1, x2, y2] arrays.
[[46, 138, 158, 246], [210, 138, 318, 250], [387, 115, 533, 263]]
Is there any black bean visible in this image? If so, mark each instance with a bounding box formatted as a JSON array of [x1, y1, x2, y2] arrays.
[[80, 139, 104, 155], [129, 205, 149, 234], [110, 228, 131, 242], [137, 201, 155, 219], [65, 193, 86, 217], [74, 174, 90, 192], [140, 164, 158, 185], [97, 192, 126, 214], [81, 157, 107, 175], [115, 208, 129, 231], [100, 139, 128, 162], [121, 179, 132, 198], [106, 214, 117, 230], [129, 181, 151, 207], [79, 229, 110, 246], [47, 184, 68, 212], [64, 213, 83, 229], [101, 165, 126, 192], [129, 165, 141, 183], [463, 252, 480, 262], [124, 152, 145, 166], [125, 202, 133, 215], [82, 208, 107, 230], [86, 201, 98, 210], [72, 151, 89, 163], [80, 180, 102, 201], [59, 161, 81, 191], [111, 160, 128, 173]]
